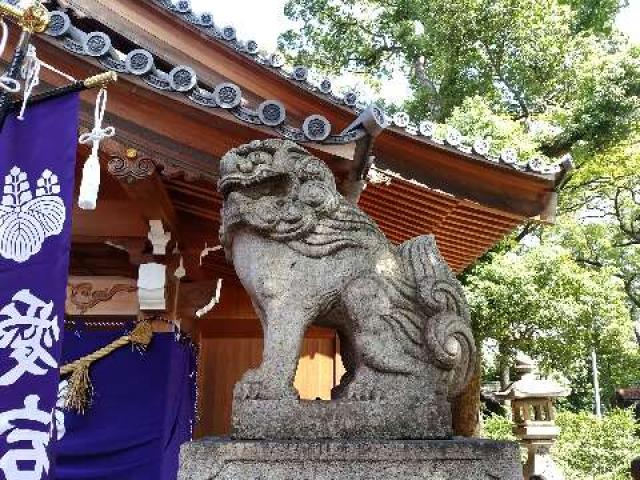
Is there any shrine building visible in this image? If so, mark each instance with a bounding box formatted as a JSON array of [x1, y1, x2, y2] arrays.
[[3, 0, 567, 442]]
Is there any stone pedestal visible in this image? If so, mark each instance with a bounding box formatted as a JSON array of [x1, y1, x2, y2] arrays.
[[179, 438, 523, 480], [232, 398, 452, 440], [523, 441, 564, 480]]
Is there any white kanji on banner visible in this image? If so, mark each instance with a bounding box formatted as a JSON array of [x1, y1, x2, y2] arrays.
[[0, 395, 53, 480], [53, 381, 67, 441], [0, 289, 60, 386], [0, 166, 66, 263]]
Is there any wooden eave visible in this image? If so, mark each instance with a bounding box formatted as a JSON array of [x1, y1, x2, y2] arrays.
[[373, 128, 558, 219], [15, 31, 356, 177], [58, 0, 562, 219]]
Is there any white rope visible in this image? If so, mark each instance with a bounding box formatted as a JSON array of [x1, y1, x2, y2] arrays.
[[39, 60, 77, 83], [0, 18, 5, 55], [0, 20, 20, 93], [78, 88, 115, 210], [79, 89, 115, 149], [17, 45, 40, 120]]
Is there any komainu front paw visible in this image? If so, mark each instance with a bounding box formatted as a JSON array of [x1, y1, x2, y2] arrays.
[[343, 381, 386, 401], [233, 368, 298, 400], [342, 368, 386, 401]]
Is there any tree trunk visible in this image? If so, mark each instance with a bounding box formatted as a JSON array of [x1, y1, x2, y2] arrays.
[[452, 352, 482, 437], [498, 345, 511, 391]]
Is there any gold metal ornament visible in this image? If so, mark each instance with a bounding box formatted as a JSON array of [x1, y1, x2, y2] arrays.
[[83, 71, 118, 89], [20, 1, 50, 33], [0, 1, 50, 33]]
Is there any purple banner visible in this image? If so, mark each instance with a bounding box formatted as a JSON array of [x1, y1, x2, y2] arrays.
[[0, 93, 80, 480], [54, 328, 197, 480]]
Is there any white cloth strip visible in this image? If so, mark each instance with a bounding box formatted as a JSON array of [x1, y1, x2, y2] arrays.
[[195, 279, 223, 318]]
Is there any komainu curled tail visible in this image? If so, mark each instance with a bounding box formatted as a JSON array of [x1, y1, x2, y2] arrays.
[[398, 235, 476, 398]]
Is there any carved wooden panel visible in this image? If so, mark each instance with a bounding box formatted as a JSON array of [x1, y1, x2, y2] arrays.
[[108, 155, 156, 184], [66, 276, 138, 316]]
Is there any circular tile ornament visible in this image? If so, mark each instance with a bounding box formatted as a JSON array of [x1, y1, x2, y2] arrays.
[[126, 49, 155, 76], [303, 115, 332, 141], [47, 11, 71, 37], [169, 66, 198, 92], [214, 83, 243, 109], [258, 100, 287, 126], [84, 32, 112, 57]]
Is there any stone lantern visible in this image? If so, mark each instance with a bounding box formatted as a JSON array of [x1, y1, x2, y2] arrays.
[[497, 353, 570, 480]]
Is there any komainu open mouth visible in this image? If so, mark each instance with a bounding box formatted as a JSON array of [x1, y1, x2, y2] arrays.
[[219, 172, 291, 201]]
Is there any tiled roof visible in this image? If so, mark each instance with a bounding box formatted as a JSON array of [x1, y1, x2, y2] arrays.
[[1, 0, 570, 176], [43, 5, 371, 145], [151, 0, 569, 176]]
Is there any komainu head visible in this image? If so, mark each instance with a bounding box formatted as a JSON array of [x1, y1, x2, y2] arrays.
[[218, 139, 382, 255]]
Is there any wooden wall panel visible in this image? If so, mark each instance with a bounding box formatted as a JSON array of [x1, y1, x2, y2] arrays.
[[294, 339, 336, 401], [196, 338, 262, 438], [196, 336, 338, 437]]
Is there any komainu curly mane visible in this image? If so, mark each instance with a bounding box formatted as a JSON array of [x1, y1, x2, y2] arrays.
[[219, 139, 475, 404]]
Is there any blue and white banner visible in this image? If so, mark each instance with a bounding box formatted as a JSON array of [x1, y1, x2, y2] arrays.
[[0, 93, 80, 480]]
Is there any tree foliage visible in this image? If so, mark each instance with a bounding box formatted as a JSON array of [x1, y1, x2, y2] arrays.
[[554, 409, 640, 480], [464, 240, 639, 408], [280, 0, 639, 156], [560, 0, 629, 34], [483, 409, 640, 479]]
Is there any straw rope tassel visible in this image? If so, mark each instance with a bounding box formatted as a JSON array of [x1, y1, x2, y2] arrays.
[[61, 321, 153, 414]]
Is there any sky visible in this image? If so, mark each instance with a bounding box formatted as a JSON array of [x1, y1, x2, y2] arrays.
[[190, 0, 293, 52], [617, 0, 640, 43]]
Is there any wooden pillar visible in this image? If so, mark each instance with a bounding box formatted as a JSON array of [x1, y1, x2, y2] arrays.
[[451, 351, 481, 437]]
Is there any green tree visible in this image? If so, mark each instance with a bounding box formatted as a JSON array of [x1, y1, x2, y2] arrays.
[[465, 229, 640, 410], [464, 240, 639, 409], [483, 409, 640, 479], [560, 0, 630, 34], [554, 409, 640, 480], [556, 137, 640, 336]]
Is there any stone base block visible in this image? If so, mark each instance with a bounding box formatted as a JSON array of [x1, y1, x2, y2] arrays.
[[232, 398, 451, 440], [179, 438, 523, 480]]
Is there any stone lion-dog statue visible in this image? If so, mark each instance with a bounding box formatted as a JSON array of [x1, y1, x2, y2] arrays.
[[218, 139, 475, 414]]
